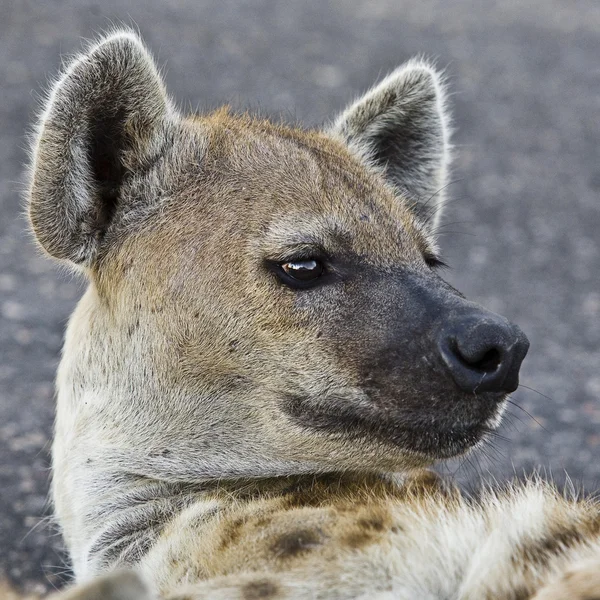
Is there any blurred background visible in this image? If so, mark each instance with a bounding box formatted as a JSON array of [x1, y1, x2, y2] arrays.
[[1, 0, 599, 594]]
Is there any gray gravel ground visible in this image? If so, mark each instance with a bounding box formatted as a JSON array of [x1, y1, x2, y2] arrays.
[[1, 0, 599, 594]]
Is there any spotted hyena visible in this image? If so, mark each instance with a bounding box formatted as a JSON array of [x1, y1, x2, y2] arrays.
[[24, 31, 600, 600]]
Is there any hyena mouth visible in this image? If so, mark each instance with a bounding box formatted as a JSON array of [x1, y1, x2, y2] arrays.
[[283, 392, 507, 460]]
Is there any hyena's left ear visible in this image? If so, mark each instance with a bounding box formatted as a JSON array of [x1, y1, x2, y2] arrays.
[[329, 60, 451, 227], [28, 31, 176, 266]]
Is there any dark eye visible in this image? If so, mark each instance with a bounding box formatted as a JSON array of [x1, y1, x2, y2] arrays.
[[280, 259, 324, 283]]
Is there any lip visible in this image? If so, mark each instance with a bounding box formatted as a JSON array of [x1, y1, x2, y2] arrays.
[[283, 392, 503, 460]]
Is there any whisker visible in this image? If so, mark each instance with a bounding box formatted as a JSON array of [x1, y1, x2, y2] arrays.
[[506, 397, 549, 433], [500, 411, 522, 432], [451, 453, 473, 478], [20, 514, 54, 543], [478, 442, 504, 469], [470, 451, 485, 479], [484, 429, 511, 444], [518, 384, 555, 403]]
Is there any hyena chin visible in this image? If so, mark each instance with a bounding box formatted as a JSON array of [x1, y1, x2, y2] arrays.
[[24, 30, 598, 600]]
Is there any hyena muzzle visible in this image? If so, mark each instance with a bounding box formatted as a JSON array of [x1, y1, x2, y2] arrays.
[[24, 31, 600, 600]]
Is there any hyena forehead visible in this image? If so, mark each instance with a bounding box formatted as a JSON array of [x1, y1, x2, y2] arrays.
[[140, 111, 433, 271]]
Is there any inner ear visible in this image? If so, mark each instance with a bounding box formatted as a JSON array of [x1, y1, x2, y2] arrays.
[[28, 31, 175, 266], [89, 107, 127, 231]]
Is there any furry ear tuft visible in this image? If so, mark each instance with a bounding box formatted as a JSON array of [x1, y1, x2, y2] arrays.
[[27, 30, 176, 265], [329, 60, 452, 227]]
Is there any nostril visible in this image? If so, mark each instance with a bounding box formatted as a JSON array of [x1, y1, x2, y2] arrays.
[[457, 347, 502, 374]]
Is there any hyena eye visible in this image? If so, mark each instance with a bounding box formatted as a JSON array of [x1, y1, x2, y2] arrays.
[[282, 260, 323, 281], [277, 259, 324, 287]]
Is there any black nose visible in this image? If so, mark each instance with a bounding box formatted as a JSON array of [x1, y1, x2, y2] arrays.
[[439, 315, 529, 394]]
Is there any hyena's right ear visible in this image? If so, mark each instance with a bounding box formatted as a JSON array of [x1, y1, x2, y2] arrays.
[[28, 31, 176, 265]]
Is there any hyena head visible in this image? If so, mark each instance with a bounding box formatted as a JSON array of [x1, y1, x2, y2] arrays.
[[28, 32, 529, 490]]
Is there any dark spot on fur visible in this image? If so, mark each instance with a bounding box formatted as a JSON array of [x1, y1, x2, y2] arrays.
[[335, 504, 359, 514], [360, 214, 370, 222], [410, 470, 444, 490], [515, 522, 592, 569], [357, 516, 386, 532], [582, 513, 600, 537], [539, 528, 584, 555], [168, 551, 181, 568], [271, 528, 322, 558], [510, 585, 531, 600], [229, 339, 239, 352], [148, 448, 171, 458], [218, 516, 247, 551], [391, 525, 403, 534], [242, 579, 279, 599], [280, 491, 323, 509], [281, 495, 305, 509], [255, 516, 273, 528], [126, 319, 139, 336], [343, 530, 375, 549]]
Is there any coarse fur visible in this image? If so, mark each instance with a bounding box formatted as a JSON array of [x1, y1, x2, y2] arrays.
[[22, 30, 600, 599]]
